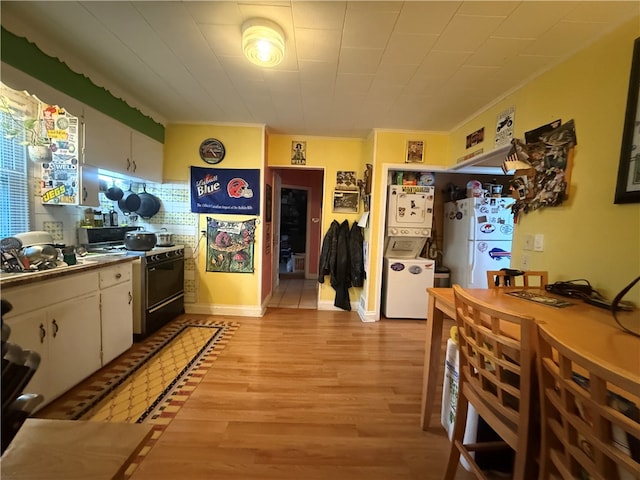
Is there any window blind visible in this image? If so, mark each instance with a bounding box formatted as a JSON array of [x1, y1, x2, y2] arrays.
[[0, 111, 30, 238]]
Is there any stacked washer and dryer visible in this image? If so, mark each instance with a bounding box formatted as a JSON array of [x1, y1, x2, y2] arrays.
[[382, 184, 436, 319]]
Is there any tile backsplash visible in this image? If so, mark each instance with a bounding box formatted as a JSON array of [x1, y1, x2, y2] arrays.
[[31, 172, 199, 304]]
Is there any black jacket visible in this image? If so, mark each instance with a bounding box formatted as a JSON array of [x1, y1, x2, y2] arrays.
[[349, 223, 365, 288], [318, 220, 338, 284], [318, 220, 366, 311], [333, 220, 351, 310]]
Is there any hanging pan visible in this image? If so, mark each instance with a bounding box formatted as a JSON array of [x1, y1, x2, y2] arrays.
[[105, 180, 124, 201], [136, 184, 161, 219], [118, 184, 141, 214]]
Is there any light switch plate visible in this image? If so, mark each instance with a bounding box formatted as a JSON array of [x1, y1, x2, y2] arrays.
[[534, 234, 544, 252], [523, 234, 533, 250]]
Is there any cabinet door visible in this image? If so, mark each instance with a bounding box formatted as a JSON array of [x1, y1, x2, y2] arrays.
[[47, 293, 102, 399], [101, 282, 133, 365], [131, 130, 163, 183], [79, 164, 100, 207], [83, 106, 132, 174], [2, 310, 52, 404]]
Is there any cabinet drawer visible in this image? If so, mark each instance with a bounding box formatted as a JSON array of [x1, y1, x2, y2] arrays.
[[3, 272, 99, 315], [99, 263, 131, 289]]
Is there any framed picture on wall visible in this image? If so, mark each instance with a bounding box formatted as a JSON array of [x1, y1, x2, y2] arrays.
[[332, 190, 359, 213], [291, 141, 306, 165], [406, 140, 424, 163], [615, 36, 640, 204], [336, 171, 357, 190]]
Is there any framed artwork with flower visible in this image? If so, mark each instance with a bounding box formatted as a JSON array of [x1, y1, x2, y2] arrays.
[[206, 217, 256, 273]]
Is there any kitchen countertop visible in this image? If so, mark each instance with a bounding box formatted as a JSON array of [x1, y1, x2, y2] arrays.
[[0, 418, 153, 479], [0, 254, 138, 289]]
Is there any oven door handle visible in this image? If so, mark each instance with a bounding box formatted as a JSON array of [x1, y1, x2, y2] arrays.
[[148, 292, 185, 314], [148, 257, 183, 271]]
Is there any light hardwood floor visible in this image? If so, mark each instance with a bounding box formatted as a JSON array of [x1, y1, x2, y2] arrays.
[[130, 309, 475, 480]]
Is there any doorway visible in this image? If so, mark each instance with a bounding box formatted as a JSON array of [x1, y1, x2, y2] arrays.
[[279, 188, 308, 276], [269, 169, 324, 310], [269, 186, 315, 309]]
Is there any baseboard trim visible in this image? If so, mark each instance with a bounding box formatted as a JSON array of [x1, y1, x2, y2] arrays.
[[186, 303, 265, 317]]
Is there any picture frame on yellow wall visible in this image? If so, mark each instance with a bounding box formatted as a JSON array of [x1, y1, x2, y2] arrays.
[[615, 36, 640, 204], [332, 190, 359, 214], [405, 140, 424, 163]]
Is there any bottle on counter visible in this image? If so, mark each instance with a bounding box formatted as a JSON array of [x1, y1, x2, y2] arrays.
[[109, 209, 118, 227]]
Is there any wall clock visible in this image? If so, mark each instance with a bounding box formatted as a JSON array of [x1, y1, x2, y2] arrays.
[[199, 138, 226, 164]]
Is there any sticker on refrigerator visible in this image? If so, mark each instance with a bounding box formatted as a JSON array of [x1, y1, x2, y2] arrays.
[[500, 224, 513, 235], [488, 248, 511, 260], [480, 224, 496, 234], [408, 265, 422, 275], [390, 262, 405, 271]]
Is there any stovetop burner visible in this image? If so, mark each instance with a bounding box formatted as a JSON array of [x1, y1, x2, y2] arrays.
[[125, 245, 184, 258]]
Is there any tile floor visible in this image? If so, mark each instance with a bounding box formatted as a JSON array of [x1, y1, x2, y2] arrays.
[[268, 276, 318, 309]]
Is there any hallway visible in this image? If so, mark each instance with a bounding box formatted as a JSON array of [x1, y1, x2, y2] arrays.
[[268, 276, 318, 309]]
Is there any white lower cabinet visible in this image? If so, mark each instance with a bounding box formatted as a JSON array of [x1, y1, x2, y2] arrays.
[[47, 293, 102, 399], [99, 263, 134, 365], [2, 262, 135, 409], [3, 292, 102, 407]]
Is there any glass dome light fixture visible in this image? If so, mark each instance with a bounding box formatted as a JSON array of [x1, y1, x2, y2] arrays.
[[242, 18, 285, 67]]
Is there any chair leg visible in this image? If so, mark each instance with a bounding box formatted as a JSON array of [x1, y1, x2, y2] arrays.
[[443, 392, 470, 479]]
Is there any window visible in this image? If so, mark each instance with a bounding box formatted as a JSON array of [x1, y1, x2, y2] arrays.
[[0, 87, 31, 238]]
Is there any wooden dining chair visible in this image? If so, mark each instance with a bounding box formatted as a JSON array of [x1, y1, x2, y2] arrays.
[[537, 324, 640, 480], [487, 270, 548, 289], [443, 284, 537, 480]]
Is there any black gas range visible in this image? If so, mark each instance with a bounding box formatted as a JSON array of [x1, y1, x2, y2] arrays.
[[78, 227, 185, 339]]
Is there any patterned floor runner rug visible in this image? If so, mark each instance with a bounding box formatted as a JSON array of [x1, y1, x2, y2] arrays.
[[35, 317, 238, 476]]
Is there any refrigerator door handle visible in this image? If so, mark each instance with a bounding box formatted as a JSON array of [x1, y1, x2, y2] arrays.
[[468, 241, 476, 286]]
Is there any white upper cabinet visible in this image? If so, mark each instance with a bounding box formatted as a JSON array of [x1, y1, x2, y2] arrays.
[[131, 130, 163, 183], [83, 106, 163, 183], [78, 163, 100, 207], [83, 106, 132, 172]]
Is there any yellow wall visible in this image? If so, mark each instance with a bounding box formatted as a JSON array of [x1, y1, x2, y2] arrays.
[[164, 123, 265, 308], [365, 130, 450, 312], [267, 134, 367, 305], [450, 17, 640, 303], [163, 16, 640, 312]]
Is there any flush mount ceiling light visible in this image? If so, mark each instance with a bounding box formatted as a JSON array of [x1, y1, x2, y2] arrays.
[[242, 18, 285, 68]]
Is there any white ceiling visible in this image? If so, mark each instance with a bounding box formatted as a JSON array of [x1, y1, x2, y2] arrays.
[[1, 1, 638, 138]]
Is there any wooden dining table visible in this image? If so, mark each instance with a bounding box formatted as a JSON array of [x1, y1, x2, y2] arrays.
[[420, 287, 640, 430]]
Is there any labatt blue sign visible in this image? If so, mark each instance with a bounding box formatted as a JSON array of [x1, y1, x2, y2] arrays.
[[190, 166, 260, 215]]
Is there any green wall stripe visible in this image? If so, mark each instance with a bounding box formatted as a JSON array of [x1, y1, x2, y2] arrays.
[[1, 26, 164, 143]]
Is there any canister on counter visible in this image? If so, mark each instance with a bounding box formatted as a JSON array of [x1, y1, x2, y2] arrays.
[[93, 210, 103, 227]]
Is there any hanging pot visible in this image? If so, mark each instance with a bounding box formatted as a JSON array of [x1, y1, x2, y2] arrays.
[[105, 180, 124, 201], [118, 184, 141, 214], [135, 184, 161, 219]]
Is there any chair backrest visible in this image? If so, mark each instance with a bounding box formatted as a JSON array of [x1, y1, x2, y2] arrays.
[[537, 325, 640, 480], [453, 284, 536, 451], [487, 270, 548, 289]]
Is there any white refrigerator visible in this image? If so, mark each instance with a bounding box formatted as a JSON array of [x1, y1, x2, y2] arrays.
[[442, 197, 515, 289]]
